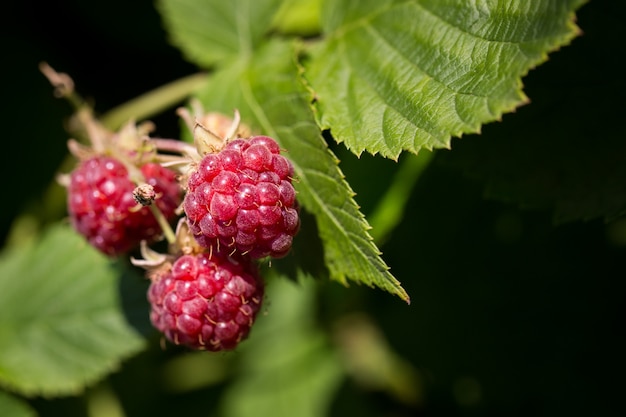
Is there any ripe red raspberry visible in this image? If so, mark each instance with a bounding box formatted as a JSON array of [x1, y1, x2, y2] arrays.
[[147, 252, 264, 351], [67, 156, 181, 256], [184, 136, 300, 258]]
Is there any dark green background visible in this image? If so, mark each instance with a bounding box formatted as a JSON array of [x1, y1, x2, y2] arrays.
[[3, 1, 625, 416]]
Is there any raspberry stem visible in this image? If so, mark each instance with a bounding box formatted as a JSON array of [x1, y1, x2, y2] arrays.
[[39, 62, 83, 110], [40, 62, 110, 152], [148, 203, 177, 245], [120, 158, 177, 246], [98, 73, 208, 131]]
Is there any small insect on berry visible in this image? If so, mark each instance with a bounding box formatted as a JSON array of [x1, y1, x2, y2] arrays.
[[133, 183, 157, 206]]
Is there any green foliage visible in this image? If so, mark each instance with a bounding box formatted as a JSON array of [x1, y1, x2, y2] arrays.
[[438, 9, 626, 223], [0, 224, 145, 396], [218, 275, 344, 417], [5, 0, 624, 416], [0, 391, 36, 417], [156, 0, 585, 302], [156, 0, 284, 66], [306, 0, 585, 158], [191, 40, 410, 302], [270, 0, 321, 36], [159, 0, 411, 301]]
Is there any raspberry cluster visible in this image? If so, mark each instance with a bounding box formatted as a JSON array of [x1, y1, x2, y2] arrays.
[[184, 136, 300, 258], [51, 62, 299, 353]]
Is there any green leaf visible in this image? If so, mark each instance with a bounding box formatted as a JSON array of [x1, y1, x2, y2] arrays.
[[438, 0, 626, 224], [0, 224, 146, 396], [270, 0, 322, 37], [193, 40, 410, 302], [304, 0, 586, 159], [0, 391, 36, 417], [220, 275, 344, 417], [157, 0, 284, 68]]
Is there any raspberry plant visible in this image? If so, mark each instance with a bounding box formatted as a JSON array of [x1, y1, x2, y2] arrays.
[[3, 1, 626, 417]]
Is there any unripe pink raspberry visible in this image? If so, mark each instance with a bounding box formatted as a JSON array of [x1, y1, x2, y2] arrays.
[[184, 136, 300, 258], [147, 252, 264, 351], [67, 156, 181, 256]]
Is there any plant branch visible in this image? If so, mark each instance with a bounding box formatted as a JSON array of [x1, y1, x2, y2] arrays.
[[99, 73, 209, 130]]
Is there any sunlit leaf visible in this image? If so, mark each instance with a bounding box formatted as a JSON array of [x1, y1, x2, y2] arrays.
[[157, 0, 283, 67], [193, 40, 410, 302], [438, 0, 625, 223], [304, 0, 586, 158], [271, 0, 322, 37], [0, 224, 146, 396]]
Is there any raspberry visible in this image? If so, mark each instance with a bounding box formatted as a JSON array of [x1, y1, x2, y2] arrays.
[[67, 156, 181, 256], [184, 136, 300, 258], [147, 252, 264, 351]]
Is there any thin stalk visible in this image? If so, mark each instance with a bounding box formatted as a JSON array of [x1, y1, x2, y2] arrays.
[[148, 204, 177, 245], [39, 62, 84, 110], [113, 149, 178, 246], [99, 72, 209, 130], [368, 151, 435, 244]]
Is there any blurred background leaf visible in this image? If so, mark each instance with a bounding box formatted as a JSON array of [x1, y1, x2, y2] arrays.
[[157, 0, 284, 67], [218, 275, 344, 417], [0, 391, 37, 417], [0, 224, 146, 396]]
